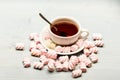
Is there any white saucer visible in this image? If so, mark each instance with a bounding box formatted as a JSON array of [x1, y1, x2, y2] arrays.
[[40, 26, 85, 55]]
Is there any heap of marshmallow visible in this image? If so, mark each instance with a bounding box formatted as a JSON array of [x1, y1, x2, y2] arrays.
[[15, 32, 104, 78], [45, 38, 84, 53]]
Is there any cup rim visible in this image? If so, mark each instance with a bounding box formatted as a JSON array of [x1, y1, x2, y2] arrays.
[[49, 16, 81, 39]]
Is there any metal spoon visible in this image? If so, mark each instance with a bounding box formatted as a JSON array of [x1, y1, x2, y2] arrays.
[[39, 13, 57, 31], [39, 13, 68, 37]]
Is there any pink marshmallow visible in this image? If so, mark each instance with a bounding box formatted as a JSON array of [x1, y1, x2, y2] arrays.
[[84, 48, 91, 57], [15, 43, 24, 50], [34, 62, 44, 70], [22, 57, 31, 68], [62, 61, 69, 72], [84, 41, 95, 48], [92, 33, 102, 40], [48, 59, 56, 65], [40, 48, 48, 56], [68, 60, 76, 71], [89, 46, 98, 53], [69, 56, 79, 65], [78, 54, 87, 62], [72, 69, 82, 78], [39, 55, 48, 65], [62, 46, 71, 53], [54, 46, 63, 53], [46, 50, 58, 60], [94, 40, 104, 47], [36, 43, 44, 50], [55, 61, 63, 72], [58, 56, 69, 63], [79, 62, 87, 73], [78, 54, 92, 67], [84, 58, 92, 68], [70, 44, 78, 52], [31, 48, 41, 57], [89, 53, 98, 63], [48, 61, 55, 72]]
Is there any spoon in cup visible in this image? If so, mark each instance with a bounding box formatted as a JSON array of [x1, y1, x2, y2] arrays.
[[39, 13, 68, 37], [39, 13, 58, 31]]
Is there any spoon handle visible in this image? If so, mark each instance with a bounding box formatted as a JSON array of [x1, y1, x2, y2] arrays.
[[39, 13, 53, 26]]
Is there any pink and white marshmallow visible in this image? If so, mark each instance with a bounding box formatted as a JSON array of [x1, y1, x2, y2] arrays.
[[22, 57, 31, 68], [68, 60, 76, 71], [36, 43, 44, 50], [58, 56, 69, 63], [47, 60, 55, 72], [40, 48, 48, 56], [84, 58, 92, 68], [31, 48, 41, 57], [16, 43, 24, 50], [70, 44, 79, 52], [48, 58, 56, 63], [79, 62, 87, 73], [39, 55, 48, 65], [46, 50, 57, 60], [84, 41, 95, 49], [55, 61, 63, 72], [69, 56, 79, 65], [62, 61, 69, 72], [92, 33, 102, 40], [89, 46, 98, 53], [34, 62, 44, 70], [78, 54, 92, 67], [94, 40, 104, 47], [54, 46, 63, 53], [78, 54, 87, 62], [72, 69, 82, 78], [84, 48, 91, 57], [62, 46, 71, 53], [89, 53, 98, 63]]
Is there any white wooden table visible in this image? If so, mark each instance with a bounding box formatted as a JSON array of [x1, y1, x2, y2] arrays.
[[0, 0, 120, 80]]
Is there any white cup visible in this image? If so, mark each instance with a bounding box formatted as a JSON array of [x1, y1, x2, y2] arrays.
[[48, 16, 89, 45]]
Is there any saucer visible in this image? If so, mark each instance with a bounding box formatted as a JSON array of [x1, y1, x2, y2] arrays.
[[40, 26, 85, 55]]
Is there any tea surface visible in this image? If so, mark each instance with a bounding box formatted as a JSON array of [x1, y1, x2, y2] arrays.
[[51, 22, 78, 37]]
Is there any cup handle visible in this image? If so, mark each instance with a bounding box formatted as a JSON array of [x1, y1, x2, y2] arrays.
[[79, 29, 89, 40]]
